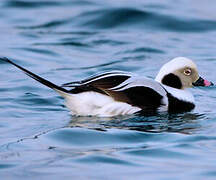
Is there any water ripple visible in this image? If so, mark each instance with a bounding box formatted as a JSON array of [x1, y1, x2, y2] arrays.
[[78, 7, 216, 32], [17, 19, 70, 29], [1, 0, 216, 179], [3, 0, 60, 8]]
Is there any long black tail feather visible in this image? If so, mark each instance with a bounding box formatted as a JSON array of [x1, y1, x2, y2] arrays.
[[0, 57, 69, 93]]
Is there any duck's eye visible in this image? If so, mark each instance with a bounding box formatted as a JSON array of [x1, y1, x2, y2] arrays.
[[184, 68, 192, 76]]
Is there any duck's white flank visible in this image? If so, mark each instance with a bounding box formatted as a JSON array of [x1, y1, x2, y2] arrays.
[[60, 91, 141, 117]]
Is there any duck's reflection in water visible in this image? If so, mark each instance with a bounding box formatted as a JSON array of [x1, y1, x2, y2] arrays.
[[68, 112, 205, 134]]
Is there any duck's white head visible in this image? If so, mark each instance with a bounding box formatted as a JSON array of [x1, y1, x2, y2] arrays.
[[155, 57, 213, 89]]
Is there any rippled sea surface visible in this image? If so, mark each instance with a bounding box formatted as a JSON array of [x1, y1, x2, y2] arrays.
[[1, 0, 216, 179]]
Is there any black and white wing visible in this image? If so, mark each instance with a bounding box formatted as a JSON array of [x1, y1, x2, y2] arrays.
[[62, 72, 168, 111], [62, 71, 133, 94]]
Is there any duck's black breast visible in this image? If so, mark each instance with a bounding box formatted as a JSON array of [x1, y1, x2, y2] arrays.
[[167, 93, 195, 112]]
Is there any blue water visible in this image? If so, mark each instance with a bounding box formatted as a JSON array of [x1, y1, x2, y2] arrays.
[[1, 0, 216, 179]]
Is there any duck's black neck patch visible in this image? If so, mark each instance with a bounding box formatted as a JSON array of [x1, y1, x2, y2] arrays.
[[162, 73, 182, 89], [167, 93, 195, 112]]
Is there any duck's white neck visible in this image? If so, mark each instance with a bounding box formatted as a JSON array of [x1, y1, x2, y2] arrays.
[[162, 84, 195, 103]]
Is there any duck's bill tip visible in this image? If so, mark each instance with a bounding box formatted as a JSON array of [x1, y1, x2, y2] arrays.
[[204, 79, 214, 86], [193, 77, 214, 87]]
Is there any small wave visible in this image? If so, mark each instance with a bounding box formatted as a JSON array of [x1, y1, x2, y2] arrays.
[[0, 164, 17, 169], [34, 41, 89, 47], [77, 7, 216, 32], [3, 0, 96, 10], [15, 47, 60, 57], [127, 47, 164, 54], [17, 19, 69, 29], [91, 39, 127, 46], [3, 0, 60, 8], [15, 7, 216, 32], [79, 8, 149, 29]]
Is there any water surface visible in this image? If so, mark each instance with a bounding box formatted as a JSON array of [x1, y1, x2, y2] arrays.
[[1, 0, 216, 179]]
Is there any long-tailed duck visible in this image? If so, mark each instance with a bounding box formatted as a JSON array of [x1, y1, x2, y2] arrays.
[[1, 57, 213, 117]]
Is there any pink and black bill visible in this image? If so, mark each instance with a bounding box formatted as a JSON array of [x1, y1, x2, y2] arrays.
[[192, 77, 214, 87]]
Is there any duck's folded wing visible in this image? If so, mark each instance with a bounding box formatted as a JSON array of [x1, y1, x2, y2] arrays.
[[106, 76, 168, 110], [63, 74, 168, 110], [106, 86, 165, 110], [61, 71, 133, 91]]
